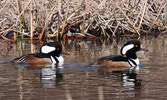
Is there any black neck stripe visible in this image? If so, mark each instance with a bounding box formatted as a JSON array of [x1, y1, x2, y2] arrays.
[[50, 56, 59, 63], [128, 58, 137, 67]]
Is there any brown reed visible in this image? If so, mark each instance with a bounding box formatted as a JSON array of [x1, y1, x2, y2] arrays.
[[0, 0, 166, 42]]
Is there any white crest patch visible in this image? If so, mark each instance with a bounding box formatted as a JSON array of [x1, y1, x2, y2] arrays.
[[41, 45, 55, 54], [122, 44, 134, 55]]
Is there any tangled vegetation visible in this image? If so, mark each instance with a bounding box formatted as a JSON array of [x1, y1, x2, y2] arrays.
[[0, 0, 167, 42]]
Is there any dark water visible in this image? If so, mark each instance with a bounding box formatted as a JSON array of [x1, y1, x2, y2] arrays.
[[0, 36, 167, 99]]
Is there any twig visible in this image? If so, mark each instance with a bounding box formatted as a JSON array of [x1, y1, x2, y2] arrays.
[[148, 1, 166, 32], [0, 35, 13, 42], [112, 1, 140, 36], [61, 1, 69, 38], [113, 23, 120, 37], [138, 0, 147, 29], [30, 0, 33, 42]]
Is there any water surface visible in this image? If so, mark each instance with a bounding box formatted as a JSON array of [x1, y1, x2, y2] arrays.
[[0, 36, 167, 99]]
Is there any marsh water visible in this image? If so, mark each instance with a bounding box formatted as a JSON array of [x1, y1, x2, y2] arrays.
[[0, 36, 167, 99]]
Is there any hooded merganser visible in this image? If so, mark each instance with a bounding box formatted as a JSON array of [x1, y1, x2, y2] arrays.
[[94, 40, 147, 70], [12, 42, 68, 66]]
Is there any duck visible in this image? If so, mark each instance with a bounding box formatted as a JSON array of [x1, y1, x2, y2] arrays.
[[12, 42, 69, 66], [92, 40, 147, 72]]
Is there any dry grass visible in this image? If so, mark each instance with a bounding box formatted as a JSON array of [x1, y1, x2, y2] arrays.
[[0, 0, 167, 41]]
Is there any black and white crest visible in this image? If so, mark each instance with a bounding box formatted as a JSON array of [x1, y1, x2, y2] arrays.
[[40, 42, 62, 56], [120, 40, 141, 56]]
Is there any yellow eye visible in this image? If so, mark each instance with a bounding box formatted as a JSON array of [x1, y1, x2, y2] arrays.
[[57, 48, 59, 50], [135, 45, 138, 47]]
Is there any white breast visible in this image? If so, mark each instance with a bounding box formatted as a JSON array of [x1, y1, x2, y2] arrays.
[[50, 56, 64, 66], [50, 56, 57, 63], [133, 58, 139, 65], [56, 56, 64, 66], [128, 58, 139, 67]]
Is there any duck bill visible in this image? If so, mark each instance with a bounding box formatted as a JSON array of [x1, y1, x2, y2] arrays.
[[61, 51, 70, 55], [139, 48, 148, 52]]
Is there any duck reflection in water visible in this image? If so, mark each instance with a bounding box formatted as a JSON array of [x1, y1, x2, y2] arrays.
[[41, 65, 63, 88], [97, 68, 142, 98], [23, 64, 64, 88]]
